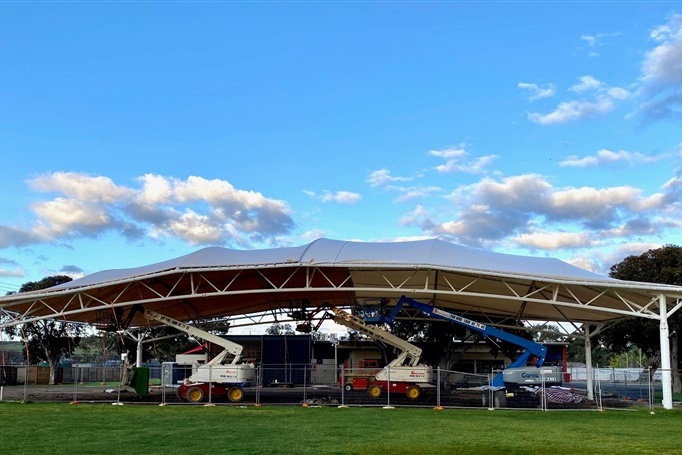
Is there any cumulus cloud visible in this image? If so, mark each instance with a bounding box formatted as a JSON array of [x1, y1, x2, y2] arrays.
[[27, 172, 133, 203], [518, 82, 556, 101], [0, 172, 295, 248], [32, 198, 113, 238], [0, 225, 43, 248], [643, 15, 682, 86], [559, 149, 660, 167], [406, 173, 679, 249], [637, 14, 682, 121], [513, 231, 596, 250]]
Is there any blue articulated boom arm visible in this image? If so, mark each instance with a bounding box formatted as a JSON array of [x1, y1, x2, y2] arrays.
[[386, 296, 547, 387]]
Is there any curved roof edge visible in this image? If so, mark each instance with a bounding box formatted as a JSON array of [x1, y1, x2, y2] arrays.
[[46, 238, 619, 291]]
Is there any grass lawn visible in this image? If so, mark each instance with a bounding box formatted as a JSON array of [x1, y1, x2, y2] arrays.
[[0, 402, 680, 455]]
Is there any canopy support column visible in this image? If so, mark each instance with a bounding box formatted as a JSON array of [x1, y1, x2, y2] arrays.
[[584, 324, 594, 401], [659, 294, 673, 410], [136, 333, 144, 368]]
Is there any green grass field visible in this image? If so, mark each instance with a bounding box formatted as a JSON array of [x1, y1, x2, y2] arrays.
[[0, 402, 680, 455]]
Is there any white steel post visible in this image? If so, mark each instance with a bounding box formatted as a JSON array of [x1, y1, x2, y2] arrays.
[[436, 367, 441, 409], [255, 366, 261, 406], [206, 364, 214, 406], [303, 365, 307, 405], [584, 324, 594, 401], [136, 332, 143, 368], [339, 364, 347, 408], [659, 294, 673, 410], [383, 366, 394, 409]]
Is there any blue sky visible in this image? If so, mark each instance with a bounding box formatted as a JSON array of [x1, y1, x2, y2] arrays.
[[1, 2, 682, 295]]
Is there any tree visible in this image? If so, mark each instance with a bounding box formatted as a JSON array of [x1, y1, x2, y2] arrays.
[[604, 245, 682, 392], [74, 332, 121, 364], [3, 276, 84, 385]]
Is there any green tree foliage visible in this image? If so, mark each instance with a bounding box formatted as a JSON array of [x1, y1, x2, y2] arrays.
[[3, 275, 84, 384], [74, 332, 121, 363], [566, 332, 613, 366], [604, 245, 682, 392]]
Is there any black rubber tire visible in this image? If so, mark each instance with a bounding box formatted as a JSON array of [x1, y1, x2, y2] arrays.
[[493, 391, 507, 408]]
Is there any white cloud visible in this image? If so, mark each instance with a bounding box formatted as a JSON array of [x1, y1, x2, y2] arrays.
[[566, 256, 601, 274], [319, 191, 362, 204], [528, 75, 630, 125], [301, 229, 326, 241], [28, 172, 133, 203], [581, 34, 598, 47], [418, 173, 678, 249], [167, 210, 224, 245], [136, 174, 173, 206], [393, 186, 441, 203], [570, 76, 603, 93], [1, 172, 295, 248], [430, 147, 497, 174], [32, 198, 113, 238], [549, 186, 664, 219], [607, 87, 631, 100], [636, 14, 682, 121], [518, 82, 556, 101], [367, 169, 412, 187], [429, 147, 467, 160], [304, 190, 362, 204], [580, 32, 619, 57], [513, 231, 596, 250], [528, 98, 614, 125], [643, 28, 682, 86], [559, 149, 659, 167]]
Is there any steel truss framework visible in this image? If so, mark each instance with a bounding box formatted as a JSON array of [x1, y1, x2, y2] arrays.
[[1, 263, 681, 328]]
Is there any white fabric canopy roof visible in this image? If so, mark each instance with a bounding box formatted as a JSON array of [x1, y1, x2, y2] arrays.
[[2, 238, 681, 329]]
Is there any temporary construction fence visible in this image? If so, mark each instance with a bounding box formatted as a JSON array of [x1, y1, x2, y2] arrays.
[[0, 363, 671, 412]]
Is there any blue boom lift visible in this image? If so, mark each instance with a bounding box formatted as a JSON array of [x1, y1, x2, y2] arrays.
[[363, 295, 563, 407]]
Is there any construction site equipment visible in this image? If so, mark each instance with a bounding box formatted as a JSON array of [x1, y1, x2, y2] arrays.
[[330, 306, 432, 399], [365, 296, 563, 407], [145, 311, 255, 403]]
